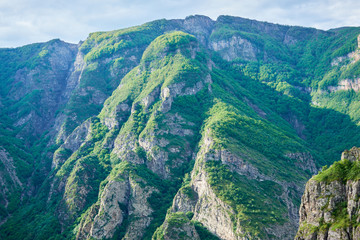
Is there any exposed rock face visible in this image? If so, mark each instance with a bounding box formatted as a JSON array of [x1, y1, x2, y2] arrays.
[[52, 119, 92, 169], [8, 40, 78, 140], [330, 50, 360, 67], [153, 212, 201, 240], [139, 112, 196, 178], [62, 119, 93, 152], [244, 97, 267, 119], [102, 101, 131, 129], [182, 15, 215, 46], [328, 78, 360, 92], [327, 36, 360, 93], [60, 160, 99, 222], [296, 147, 360, 240], [209, 35, 258, 61], [0, 148, 22, 191], [123, 177, 155, 240], [283, 113, 307, 140], [192, 169, 243, 240], [76, 169, 156, 240], [89, 179, 130, 239], [51, 119, 95, 169], [286, 152, 318, 175], [10, 41, 78, 102], [0, 148, 22, 223], [342, 147, 360, 162], [53, 49, 86, 140]]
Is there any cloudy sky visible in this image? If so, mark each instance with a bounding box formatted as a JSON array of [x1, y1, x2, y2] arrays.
[[1, 0, 360, 48]]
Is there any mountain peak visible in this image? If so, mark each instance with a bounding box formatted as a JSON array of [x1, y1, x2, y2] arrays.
[[184, 14, 214, 22], [141, 31, 198, 63]]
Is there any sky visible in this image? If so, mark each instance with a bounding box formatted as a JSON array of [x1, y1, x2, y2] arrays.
[[1, 0, 360, 48]]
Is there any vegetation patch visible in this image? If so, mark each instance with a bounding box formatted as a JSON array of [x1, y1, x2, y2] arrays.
[[314, 158, 360, 183]]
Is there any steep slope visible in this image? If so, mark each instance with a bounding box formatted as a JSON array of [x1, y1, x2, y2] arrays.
[[0, 39, 78, 223], [1, 15, 360, 240], [0, 39, 78, 140], [295, 147, 360, 239]]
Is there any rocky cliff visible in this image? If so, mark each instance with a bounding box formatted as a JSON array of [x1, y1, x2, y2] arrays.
[[296, 147, 360, 240]]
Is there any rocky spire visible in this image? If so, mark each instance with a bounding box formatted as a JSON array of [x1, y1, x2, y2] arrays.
[[296, 147, 360, 240]]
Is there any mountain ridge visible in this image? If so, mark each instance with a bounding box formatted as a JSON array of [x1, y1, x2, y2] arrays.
[[3, 14, 333, 50]]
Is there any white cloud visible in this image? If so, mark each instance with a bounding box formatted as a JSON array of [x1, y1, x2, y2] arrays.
[[0, 0, 359, 48]]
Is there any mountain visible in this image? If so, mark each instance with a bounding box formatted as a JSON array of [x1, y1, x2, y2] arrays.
[[0, 15, 360, 240], [295, 147, 360, 239]]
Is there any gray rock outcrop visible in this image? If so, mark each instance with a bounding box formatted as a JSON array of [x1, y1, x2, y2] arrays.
[[296, 147, 360, 240]]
